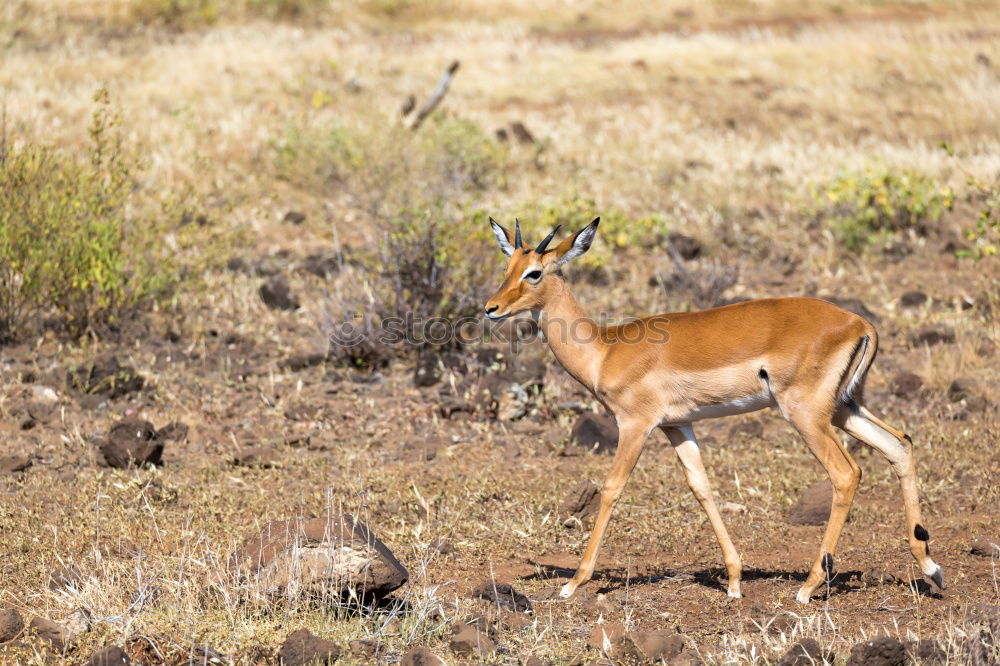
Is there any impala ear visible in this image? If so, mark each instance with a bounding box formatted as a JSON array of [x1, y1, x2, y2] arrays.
[[554, 217, 600, 265], [489, 217, 515, 257]]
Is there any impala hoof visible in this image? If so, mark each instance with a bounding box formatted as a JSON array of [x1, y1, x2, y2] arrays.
[[927, 566, 944, 590], [795, 588, 812, 604], [559, 583, 577, 599], [727, 587, 742, 599]]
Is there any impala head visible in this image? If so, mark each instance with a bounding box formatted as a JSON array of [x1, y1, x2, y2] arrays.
[[484, 217, 600, 320]]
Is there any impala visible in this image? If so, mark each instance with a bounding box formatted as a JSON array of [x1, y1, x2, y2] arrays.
[[484, 217, 943, 603]]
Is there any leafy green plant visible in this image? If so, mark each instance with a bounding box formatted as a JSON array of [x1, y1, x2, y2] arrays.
[[809, 167, 954, 253], [940, 142, 999, 261], [0, 90, 186, 342]]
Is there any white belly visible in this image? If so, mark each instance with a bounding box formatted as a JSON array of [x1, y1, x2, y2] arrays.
[[668, 391, 776, 424]]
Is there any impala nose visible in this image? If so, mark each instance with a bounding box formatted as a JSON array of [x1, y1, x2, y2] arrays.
[[485, 304, 499, 316]]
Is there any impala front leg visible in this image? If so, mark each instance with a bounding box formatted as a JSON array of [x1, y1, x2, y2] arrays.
[[560, 419, 651, 598]]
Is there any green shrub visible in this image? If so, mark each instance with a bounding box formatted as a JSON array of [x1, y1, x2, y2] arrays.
[[810, 167, 954, 253], [0, 90, 182, 341]]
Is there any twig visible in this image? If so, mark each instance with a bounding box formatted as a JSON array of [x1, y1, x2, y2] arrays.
[[406, 60, 460, 131]]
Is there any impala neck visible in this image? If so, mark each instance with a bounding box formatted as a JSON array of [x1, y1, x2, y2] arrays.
[[536, 278, 605, 391]]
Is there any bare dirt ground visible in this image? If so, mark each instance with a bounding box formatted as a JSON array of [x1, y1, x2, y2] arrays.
[[1, 1, 999, 664]]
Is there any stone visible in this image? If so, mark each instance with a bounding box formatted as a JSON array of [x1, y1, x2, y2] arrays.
[[612, 630, 685, 664], [571, 413, 619, 454], [280, 353, 326, 372], [449, 622, 496, 657], [68, 354, 144, 398], [282, 210, 306, 225], [231, 446, 282, 469], [971, 538, 1000, 558], [588, 622, 626, 652], [100, 420, 164, 469], [845, 636, 906, 666], [64, 607, 92, 638], [907, 639, 946, 666], [399, 646, 445, 666], [259, 275, 299, 311], [0, 454, 31, 474], [668, 233, 703, 260], [561, 480, 600, 527], [28, 617, 68, 649], [155, 421, 189, 442], [890, 371, 923, 399], [413, 349, 442, 388], [472, 580, 533, 613], [48, 565, 84, 590], [278, 628, 340, 666], [900, 291, 928, 308], [87, 646, 131, 665], [0, 607, 24, 642], [908, 325, 955, 347], [228, 515, 408, 601], [860, 568, 898, 586], [787, 479, 832, 526], [777, 638, 826, 666]]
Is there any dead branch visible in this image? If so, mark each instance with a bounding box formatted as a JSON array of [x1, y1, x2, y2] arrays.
[[405, 60, 460, 131]]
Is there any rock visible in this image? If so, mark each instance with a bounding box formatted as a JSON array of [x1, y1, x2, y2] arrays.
[[0, 454, 31, 474], [100, 420, 164, 469], [87, 645, 130, 665], [823, 297, 881, 324], [472, 581, 533, 613], [299, 253, 341, 279], [450, 622, 496, 657], [777, 638, 827, 666], [29, 384, 59, 405], [282, 210, 306, 225], [68, 354, 144, 398], [348, 639, 376, 660], [561, 480, 600, 526], [510, 121, 536, 144], [497, 382, 530, 421], [28, 617, 68, 649], [259, 275, 299, 311], [571, 412, 619, 454], [971, 538, 1000, 558], [64, 607, 92, 638], [860, 568, 898, 586], [231, 446, 282, 469], [48, 565, 84, 590], [400, 646, 445, 666], [0, 607, 24, 642], [907, 639, 946, 666], [279, 352, 326, 372], [522, 656, 546, 666], [278, 628, 340, 666], [728, 419, 763, 440], [908, 325, 955, 347], [845, 636, 906, 666], [228, 515, 408, 601], [414, 349, 443, 388], [900, 291, 928, 308], [588, 622, 626, 651], [612, 630, 686, 664], [890, 371, 923, 399], [787, 479, 832, 526], [719, 500, 747, 514], [430, 538, 456, 555], [668, 233, 703, 260]]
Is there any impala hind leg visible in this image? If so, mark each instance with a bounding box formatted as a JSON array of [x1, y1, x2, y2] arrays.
[[788, 415, 862, 603], [663, 424, 743, 598], [559, 419, 651, 599], [834, 403, 943, 589]]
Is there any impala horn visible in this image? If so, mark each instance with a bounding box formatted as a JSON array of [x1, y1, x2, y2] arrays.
[[514, 218, 522, 249], [535, 224, 561, 253]]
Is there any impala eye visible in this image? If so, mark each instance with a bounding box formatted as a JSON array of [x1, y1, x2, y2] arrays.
[[525, 270, 543, 282]]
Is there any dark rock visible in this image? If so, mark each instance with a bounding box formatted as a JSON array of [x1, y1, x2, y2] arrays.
[[971, 538, 999, 558], [907, 639, 946, 666], [777, 638, 827, 666], [947, 378, 976, 403], [430, 538, 456, 555], [450, 622, 496, 657], [890, 371, 923, 399], [68, 354, 144, 398], [348, 639, 376, 660], [500, 356, 547, 389], [282, 210, 306, 225], [900, 291, 928, 308], [228, 515, 408, 600], [100, 420, 163, 469], [278, 629, 340, 666], [613, 630, 685, 664], [521, 657, 546, 666], [561, 480, 600, 526], [156, 421, 188, 442], [823, 297, 881, 324], [510, 121, 535, 144], [668, 233, 703, 260], [28, 617, 68, 649], [279, 352, 326, 372], [48, 565, 84, 590], [226, 257, 247, 272], [232, 446, 281, 469], [860, 568, 898, 586], [845, 636, 906, 666], [88, 646, 131, 665], [472, 581, 533, 613], [400, 646, 445, 666], [299, 253, 340, 279], [787, 479, 832, 526], [0, 454, 31, 474], [728, 419, 764, 440], [571, 412, 618, 454], [259, 275, 299, 311], [414, 349, 443, 387], [908, 324, 955, 347], [0, 607, 24, 642], [588, 622, 626, 651]]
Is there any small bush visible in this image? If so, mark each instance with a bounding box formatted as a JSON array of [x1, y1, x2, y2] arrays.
[[0, 90, 184, 341], [810, 168, 954, 253]]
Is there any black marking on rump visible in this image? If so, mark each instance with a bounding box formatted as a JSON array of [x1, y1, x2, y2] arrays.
[[821, 553, 834, 576], [914, 524, 930, 541], [758, 368, 768, 380]]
